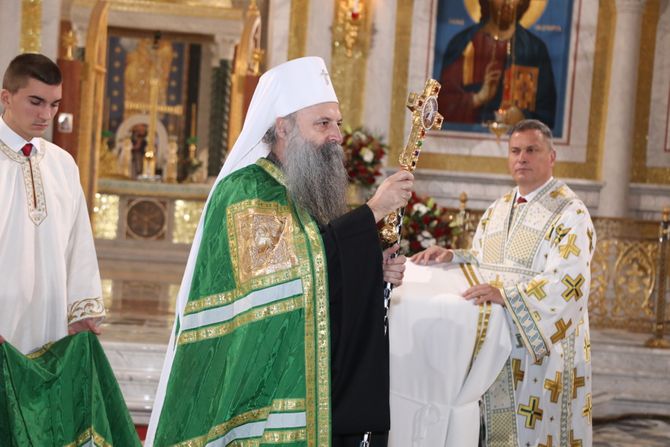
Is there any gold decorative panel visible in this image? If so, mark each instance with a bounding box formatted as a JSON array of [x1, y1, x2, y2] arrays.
[[288, 0, 309, 59], [632, 0, 670, 185], [101, 279, 113, 311], [20, 0, 41, 53], [389, 0, 414, 163], [173, 199, 204, 244], [588, 218, 661, 332], [72, 0, 241, 20], [330, 0, 374, 127], [93, 193, 120, 240]]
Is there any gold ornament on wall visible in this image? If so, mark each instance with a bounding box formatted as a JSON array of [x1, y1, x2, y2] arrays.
[[20, 0, 42, 53], [331, 0, 374, 128]]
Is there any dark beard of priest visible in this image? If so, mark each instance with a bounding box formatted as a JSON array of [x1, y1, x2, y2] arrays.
[[282, 121, 350, 226]]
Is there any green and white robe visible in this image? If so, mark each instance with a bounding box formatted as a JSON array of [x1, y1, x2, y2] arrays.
[[148, 159, 332, 446], [453, 179, 596, 447]]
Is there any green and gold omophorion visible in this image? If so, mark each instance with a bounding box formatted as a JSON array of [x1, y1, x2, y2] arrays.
[[152, 159, 332, 446]]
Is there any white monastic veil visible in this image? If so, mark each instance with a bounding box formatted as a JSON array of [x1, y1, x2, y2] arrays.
[[145, 57, 338, 445]]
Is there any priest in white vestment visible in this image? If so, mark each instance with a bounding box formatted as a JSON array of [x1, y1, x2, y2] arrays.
[[413, 119, 596, 447], [0, 54, 104, 354]]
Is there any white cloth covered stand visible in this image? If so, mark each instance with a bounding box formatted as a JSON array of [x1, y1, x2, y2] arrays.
[[389, 262, 512, 447]]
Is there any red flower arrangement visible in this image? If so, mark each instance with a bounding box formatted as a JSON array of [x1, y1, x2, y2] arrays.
[[400, 192, 453, 256], [342, 126, 387, 186]]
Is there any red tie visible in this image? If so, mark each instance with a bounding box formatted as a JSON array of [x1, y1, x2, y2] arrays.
[[21, 143, 32, 157], [516, 196, 527, 204]]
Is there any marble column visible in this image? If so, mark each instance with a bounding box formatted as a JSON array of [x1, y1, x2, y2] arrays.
[[41, 0, 62, 61], [599, 0, 647, 217], [305, 0, 333, 64], [0, 1, 21, 76], [267, 0, 291, 68], [363, 0, 397, 136]]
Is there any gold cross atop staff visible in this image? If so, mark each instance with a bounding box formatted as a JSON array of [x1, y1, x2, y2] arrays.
[[380, 79, 444, 244]]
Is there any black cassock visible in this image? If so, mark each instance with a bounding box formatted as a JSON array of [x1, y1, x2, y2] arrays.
[[319, 205, 390, 446]]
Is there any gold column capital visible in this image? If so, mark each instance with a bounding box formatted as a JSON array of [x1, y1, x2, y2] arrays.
[[20, 0, 42, 54]]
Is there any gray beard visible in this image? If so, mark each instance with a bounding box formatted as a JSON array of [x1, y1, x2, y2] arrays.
[[282, 130, 349, 226]]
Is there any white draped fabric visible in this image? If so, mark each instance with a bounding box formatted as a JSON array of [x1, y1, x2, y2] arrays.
[[389, 262, 511, 447]]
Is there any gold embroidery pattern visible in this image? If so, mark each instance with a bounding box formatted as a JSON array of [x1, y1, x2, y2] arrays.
[[550, 185, 569, 199], [172, 399, 306, 447], [178, 296, 303, 345], [64, 427, 112, 447], [518, 395, 543, 429], [483, 358, 520, 445], [255, 158, 330, 446], [544, 371, 562, 403], [584, 332, 591, 362], [226, 428, 308, 447], [539, 435, 554, 447], [482, 231, 505, 264], [26, 342, 54, 359], [229, 201, 299, 285], [569, 429, 583, 447], [546, 223, 570, 246], [459, 264, 491, 372], [507, 226, 543, 265], [582, 393, 592, 425], [512, 358, 525, 390], [503, 181, 576, 269], [587, 227, 594, 253], [184, 265, 306, 314], [0, 139, 48, 225], [490, 274, 504, 289], [261, 428, 308, 443], [562, 274, 585, 301], [67, 297, 105, 323], [572, 368, 586, 399], [297, 207, 331, 446], [525, 278, 549, 300], [550, 318, 573, 344], [558, 234, 581, 259]]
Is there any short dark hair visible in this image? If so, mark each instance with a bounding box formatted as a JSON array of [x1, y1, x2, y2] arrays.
[[508, 119, 554, 150], [2, 53, 62, 93], [480, 0, 531, 24]]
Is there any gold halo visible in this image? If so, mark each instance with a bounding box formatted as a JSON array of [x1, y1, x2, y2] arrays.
[[464, 0, 548, 29]]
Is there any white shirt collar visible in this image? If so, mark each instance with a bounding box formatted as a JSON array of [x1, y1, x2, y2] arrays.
[[515, 177, 554, 203], [0, 115, 41, 153]]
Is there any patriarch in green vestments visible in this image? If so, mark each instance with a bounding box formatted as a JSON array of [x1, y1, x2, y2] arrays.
[[147, 57, 414, 447]]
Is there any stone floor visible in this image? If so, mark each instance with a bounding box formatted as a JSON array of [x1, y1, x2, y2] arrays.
[[594, 416, 670, 446], [99, 304, 670, 442]]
